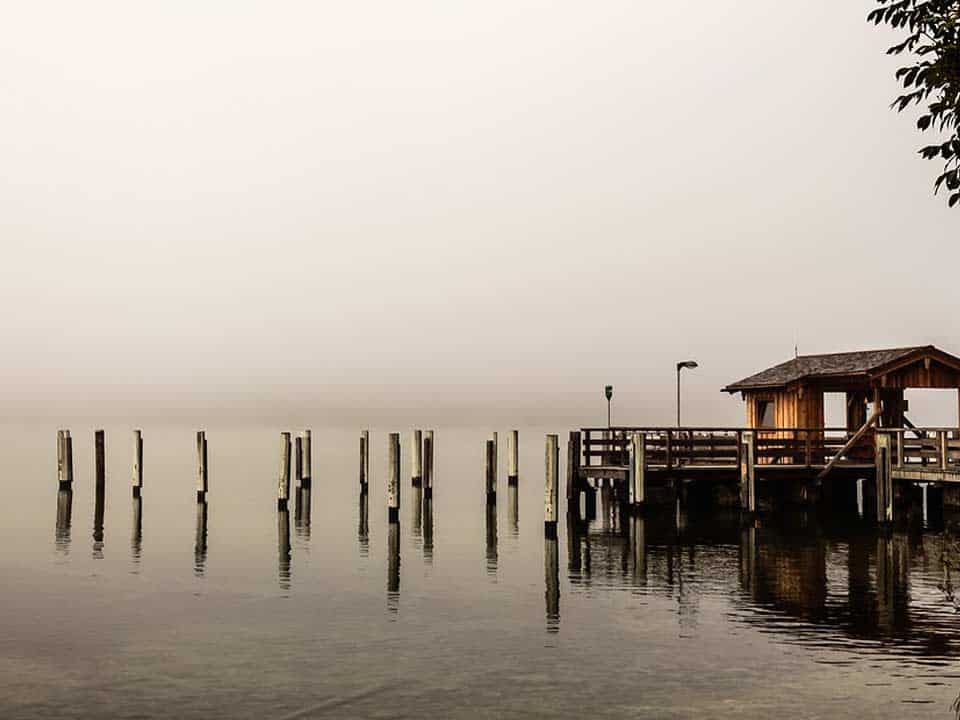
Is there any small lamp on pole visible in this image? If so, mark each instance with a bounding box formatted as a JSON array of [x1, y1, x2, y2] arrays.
[[676, 361, 698, 427], [604, 385, 613, 429]]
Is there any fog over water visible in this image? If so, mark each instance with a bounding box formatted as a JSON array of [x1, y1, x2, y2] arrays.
[[1, 1, 956, 425]]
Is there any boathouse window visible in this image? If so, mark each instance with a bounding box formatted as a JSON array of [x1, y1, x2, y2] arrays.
[[756, 400, 776, 428]]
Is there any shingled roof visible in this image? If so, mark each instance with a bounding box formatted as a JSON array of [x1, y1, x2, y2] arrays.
[[722, 346, 939, 393]]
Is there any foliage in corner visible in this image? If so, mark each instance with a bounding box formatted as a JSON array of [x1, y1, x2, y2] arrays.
[[869, 1, 960, 207]]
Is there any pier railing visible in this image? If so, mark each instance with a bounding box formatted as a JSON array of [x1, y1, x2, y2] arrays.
[[581, 427, 863, 470], [884, 428, 960, 470]]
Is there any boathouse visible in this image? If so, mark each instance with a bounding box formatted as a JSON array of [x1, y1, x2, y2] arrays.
[[722, 346, 960, 434]]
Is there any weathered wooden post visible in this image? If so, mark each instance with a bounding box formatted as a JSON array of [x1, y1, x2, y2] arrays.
[[412, 429, 423, 487], [875, 432, 893, 524], [277, 432, 291, 510], [196, 431, 208, 503], [360, 430, 370, 489], [629, 432, 646, 508], [545, 434, 559, 538], [132, 430, 143, 497], [565, 431, 581, 512], [301, 430, 312, 488], [294, 435, 303, 492], [388, 433, 400, 522], [57, 430, 67, 487], [423, 430, 434, 499], [94, 430, 105, 495], [491, 431, 498, 485], [485, 439, 497, 505], [508, 430, 519, 485], [739, 431, 756, 513]]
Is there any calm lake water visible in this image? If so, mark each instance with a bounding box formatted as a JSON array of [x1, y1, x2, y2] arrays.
[[3, 422, 960, 718]]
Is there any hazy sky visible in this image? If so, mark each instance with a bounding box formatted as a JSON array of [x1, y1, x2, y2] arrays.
[[1, 1, 957, 424]]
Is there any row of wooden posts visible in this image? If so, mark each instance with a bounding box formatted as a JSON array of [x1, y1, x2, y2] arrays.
[[53, 428, 566, 535]]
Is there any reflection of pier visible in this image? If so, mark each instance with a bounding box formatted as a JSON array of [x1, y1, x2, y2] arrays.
[[55, 488, 73, 554]]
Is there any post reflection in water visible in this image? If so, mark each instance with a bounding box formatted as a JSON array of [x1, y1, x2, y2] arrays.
[[545, 535, 560, 633], [295, 487, 312, 541], [92, 488, 105, 560], [358, 489, 369, 557], [629, 514, 646, 584], [485, 502, 498, 578], [194, 501, 208, 576], [387, 520, 400, 614], [278, 508, 291, 591], [131, 497, 142, 567], [422, 496, 434, 563], [507, 483, 519, 539], [412, 485, 423, 550], [55, 488, 73, 554]]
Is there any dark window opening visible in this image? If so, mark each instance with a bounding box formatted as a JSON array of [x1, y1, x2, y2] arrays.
[[757, 400, 776, 428]]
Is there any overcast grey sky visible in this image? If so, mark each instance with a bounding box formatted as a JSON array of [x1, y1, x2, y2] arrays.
[[1, 1, 956, 424]]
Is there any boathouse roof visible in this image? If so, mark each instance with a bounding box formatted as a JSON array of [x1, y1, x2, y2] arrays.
[[722, 345, 960, 393]]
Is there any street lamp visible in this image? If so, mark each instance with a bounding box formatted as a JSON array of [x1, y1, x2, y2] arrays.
[[676, 361, 698, 427], [604, 385, 613, 428]]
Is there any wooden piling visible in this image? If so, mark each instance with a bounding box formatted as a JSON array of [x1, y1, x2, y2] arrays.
[[565, 432, 577, 506], [876, 432, 893, 524], [412, 429, 423, 487], [360, 430, 369, 488], [196, 431, 208, 502], [485, 439, 497, 505], [57, 430, 67, 487], [94, 430, 105, 494], [301, 430, 312, 488], [388, 433, 400, 522], [423, 430, 434, 499], [508, 430, 519, 485], [739, 431, 756, 513], [294, 436, 303, 492], [629, 432, 646, 507], [131, 430, 143, 497], [491, 432, 498, 485], [545, 434, 559, 537], [278, 432, 291, 510]]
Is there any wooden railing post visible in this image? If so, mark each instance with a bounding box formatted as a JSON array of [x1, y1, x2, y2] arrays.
[[804, 430, 812, 467], [666, 430, 673, 470], [895, 430, 905, 468], [628, 432, 646, 507], [940, 430, 949, 471], [875, 432, 893, 524]]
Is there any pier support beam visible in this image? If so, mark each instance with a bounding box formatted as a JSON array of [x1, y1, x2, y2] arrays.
[[739, 431, 756, 513], [544, 434, 559, 537], [629, 432, 646, 508]]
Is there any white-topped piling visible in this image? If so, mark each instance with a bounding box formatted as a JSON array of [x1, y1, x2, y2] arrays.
[[508, 429, 519, 485], [545, 434, 559, 537], [278, 432, 292, 510]]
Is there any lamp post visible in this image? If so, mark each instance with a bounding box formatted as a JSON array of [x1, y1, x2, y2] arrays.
[[605, 385, 613, 428], [676, 361, 698, 427]]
